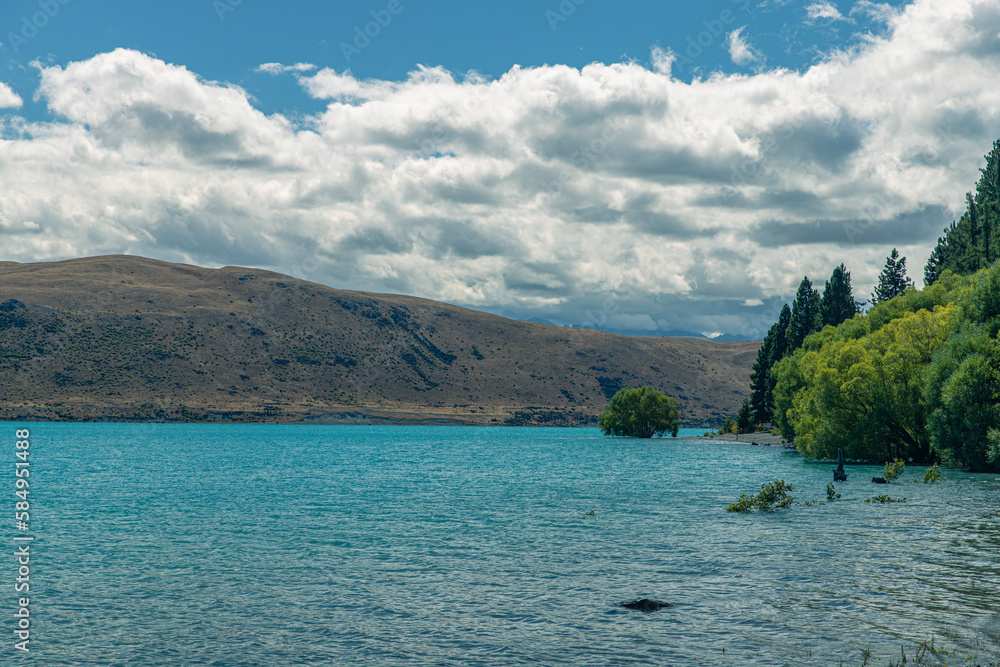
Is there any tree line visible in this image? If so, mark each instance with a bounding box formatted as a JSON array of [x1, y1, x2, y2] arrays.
[[736, 135, 1000, 472], [924, 139, 1000, 283], [738, 252, 913, 433]]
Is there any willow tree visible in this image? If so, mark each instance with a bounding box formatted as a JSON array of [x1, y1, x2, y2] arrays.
[[599, 387, 680, 438]]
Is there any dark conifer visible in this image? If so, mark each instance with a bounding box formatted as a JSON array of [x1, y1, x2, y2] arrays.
[[821, 263, 860, 327], [787, 277, 823, 350], [749, 326, 776, 425], [872, 249, 913, 305]]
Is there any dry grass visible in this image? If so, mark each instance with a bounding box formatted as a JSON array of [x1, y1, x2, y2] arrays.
[[0, 255, 757, 426]]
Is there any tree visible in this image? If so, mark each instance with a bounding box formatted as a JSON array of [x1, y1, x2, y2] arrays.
[[973, 138, 1000, 266], [774, 304, 954, 463], [736, 398, 755, 434], [924, 230, 950, 286], [921, 137, 1000, 279], [787, 276, 822, 350], [871, 249, 913, 305], [821, 263, 860, 327], [599, 386, 680, 438], [750, 303, 792, 425], [749, 325, 776, 425]]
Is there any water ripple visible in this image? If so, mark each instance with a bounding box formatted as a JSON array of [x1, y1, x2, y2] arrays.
[[12, 424, 1000, 666]]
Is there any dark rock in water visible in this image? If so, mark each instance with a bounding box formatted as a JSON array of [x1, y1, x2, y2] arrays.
[[872, 477, 888, 484], [617, 598, 672, 612]]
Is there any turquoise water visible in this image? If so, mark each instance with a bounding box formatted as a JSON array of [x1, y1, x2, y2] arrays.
[[8, 424, 1000, 666]]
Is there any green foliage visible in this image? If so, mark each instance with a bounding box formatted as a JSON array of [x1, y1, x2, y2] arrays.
[[925, 138, 1000, 282], [726, 493, 755, 512], [718, 417, 737, 435], [865, 495, 906, 503], [774, 255, 1000, 471], [774, 304, 954, 462], [921, 260, 1000, 471], [821, 263, 861, 327], [825, 482, 840, 500], [872, 249, 914, 305], [749, 304, 791, 425], [922, 465, 943, 483], [788, 276, 823, 350], [726, 479, 795, 512], [598, 386, 680, 438], [735, 399, 755, 434], [882, 458, 905, 482]]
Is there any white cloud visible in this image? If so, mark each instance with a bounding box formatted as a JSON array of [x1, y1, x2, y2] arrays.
[[727, 27, 764, 66], [850, 1, 902, 24], [2, 0, 999, 336], [0, 82, 22, 108], [256, 62, 317, 75], [806, 1, 847, 21], [650, 46, 676, 75]]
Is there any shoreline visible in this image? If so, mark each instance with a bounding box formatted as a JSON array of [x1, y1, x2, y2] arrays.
[[698, 432, 794, 447]]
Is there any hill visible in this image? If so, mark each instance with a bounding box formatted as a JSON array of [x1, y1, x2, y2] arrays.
[[0, 255, 757, 426]]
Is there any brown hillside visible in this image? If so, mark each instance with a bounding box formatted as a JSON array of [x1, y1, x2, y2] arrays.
[[0, 255, 758, 426]]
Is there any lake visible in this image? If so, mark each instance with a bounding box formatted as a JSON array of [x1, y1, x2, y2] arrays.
[[8, 424, 1000, 665]]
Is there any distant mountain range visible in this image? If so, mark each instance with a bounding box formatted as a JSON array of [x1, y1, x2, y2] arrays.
[[0, 256, 759, 426], [524, 318, 757, 342]]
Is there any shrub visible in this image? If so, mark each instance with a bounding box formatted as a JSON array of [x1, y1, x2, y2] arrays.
[[865, 495, 906, 503], [727, 479, 795, 512], [718, 418, 737, 435], [922, 464, 943, 483], [882, 459, 906, 482], [826, 482, 841, 500]]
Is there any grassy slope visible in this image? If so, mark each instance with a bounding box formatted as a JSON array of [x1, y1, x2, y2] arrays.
[[0, 255, 758, 425]]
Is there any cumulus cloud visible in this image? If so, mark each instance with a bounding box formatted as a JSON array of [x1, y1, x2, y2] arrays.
[[1, 0, 999, 337], [727, 27, 764, 65], [0, 82, 22, 108]]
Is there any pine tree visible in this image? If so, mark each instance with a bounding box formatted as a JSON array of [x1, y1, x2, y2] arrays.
[[750, 304, 793, 426], [917, 136, 1000, 279], [736, 398, 755, 434], [973, 138, 1000, 265], [749, 326, 776, 425], [787, 277, 823, 350], [872, 249, 913, 305], [924, 229, 951, 286], [967, 193, 980, 271], [820, 263, 860, 327], [764, 304, 792, 421], [769, 304, 791, 364]]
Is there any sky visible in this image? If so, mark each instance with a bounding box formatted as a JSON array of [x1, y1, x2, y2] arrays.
[[1, 0, 997, 339]]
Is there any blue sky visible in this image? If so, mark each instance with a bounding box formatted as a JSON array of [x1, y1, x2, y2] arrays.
[[0, 0, 995, 338], [2, 0, 904, 120]]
